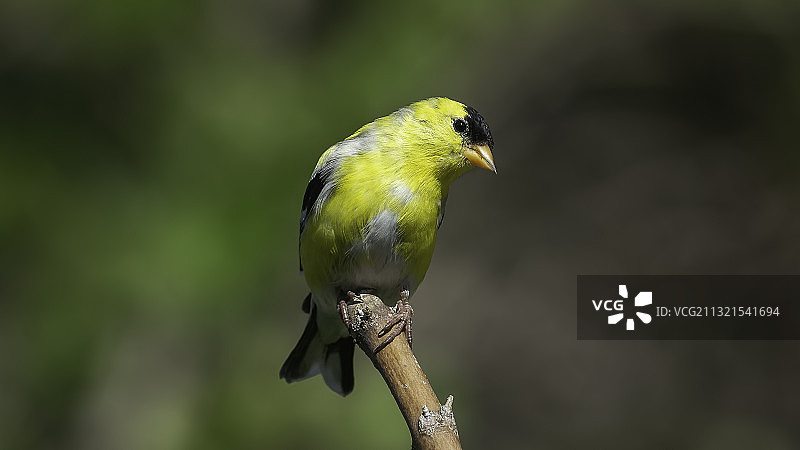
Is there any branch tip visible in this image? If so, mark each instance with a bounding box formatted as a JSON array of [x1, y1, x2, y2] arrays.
[[418, 394, 458, 437], [344, 294, 461, 449]]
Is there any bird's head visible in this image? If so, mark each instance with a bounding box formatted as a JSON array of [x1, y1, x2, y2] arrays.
[[391, 97, 496, 182]]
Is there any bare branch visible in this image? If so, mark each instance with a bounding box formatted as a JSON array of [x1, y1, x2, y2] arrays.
[[345, 294, 462, 450]]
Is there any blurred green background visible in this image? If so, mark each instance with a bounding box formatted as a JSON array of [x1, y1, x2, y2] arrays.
[[2, 0, 800, 448]]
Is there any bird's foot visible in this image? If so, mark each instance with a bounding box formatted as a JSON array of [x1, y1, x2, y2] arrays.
[[375, 290, 413, 353], [338, 291, 363, 328]]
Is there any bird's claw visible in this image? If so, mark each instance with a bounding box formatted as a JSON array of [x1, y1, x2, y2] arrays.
[[375, 290, 413, 353], [338, 291, 363, 328]]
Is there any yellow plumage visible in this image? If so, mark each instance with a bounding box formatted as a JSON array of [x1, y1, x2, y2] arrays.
[[281, 97, 495, 395]]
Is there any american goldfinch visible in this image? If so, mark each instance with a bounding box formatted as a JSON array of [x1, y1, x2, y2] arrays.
[[279, 97, 495, 396]]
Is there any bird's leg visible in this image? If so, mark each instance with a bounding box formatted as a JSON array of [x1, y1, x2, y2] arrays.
[[375, 289, 413, 353], [338, 291, 362, 327]]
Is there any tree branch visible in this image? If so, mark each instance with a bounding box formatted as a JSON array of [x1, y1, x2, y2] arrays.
[[345, 294, 461, 450]]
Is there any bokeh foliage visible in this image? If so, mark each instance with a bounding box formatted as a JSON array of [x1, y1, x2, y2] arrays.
[[2, 0, 799, 448]]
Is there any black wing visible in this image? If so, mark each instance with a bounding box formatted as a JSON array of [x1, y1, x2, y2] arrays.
[[298, 131, 371, 271], [299, 165, 333, 271]]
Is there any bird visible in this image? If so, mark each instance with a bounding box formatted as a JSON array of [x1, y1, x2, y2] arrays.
[[279, 97, 495, 396]]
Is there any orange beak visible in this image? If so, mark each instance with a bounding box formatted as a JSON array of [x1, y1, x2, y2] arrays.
[[463, 144, 496, 173]]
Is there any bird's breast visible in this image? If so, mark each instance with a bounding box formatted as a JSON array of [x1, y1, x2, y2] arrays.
[[302, 172, 442, 299], [344, 209, 408, 293]]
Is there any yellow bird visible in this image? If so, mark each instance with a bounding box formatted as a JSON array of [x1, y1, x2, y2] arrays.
[[280, 97, 495, 395]]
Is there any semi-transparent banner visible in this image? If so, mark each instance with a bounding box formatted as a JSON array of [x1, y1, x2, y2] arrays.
[[577, 275, 798, 339]]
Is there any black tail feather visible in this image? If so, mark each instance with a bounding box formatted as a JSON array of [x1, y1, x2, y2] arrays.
[[279, 303, 319, 381], [326, 337, 355, 395], [280, 294, 356, 396]]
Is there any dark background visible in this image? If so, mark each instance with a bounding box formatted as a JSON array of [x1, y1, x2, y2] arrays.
[[2, 0, 799, 448]]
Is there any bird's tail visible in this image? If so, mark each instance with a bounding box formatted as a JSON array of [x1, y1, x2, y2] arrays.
[[279, 293, 355, 396]]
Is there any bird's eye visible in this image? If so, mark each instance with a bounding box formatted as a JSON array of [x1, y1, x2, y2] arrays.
[[452, 118, 468, 133]]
